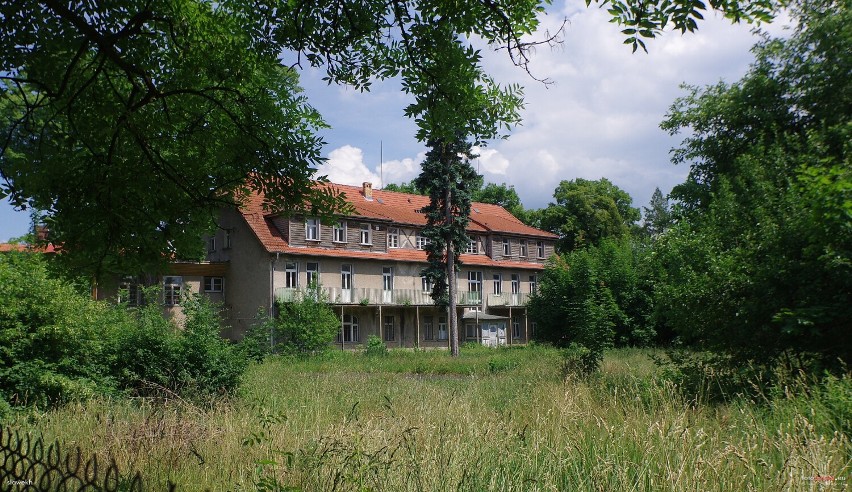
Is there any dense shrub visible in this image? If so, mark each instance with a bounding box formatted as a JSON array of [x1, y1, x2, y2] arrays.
[[0, 252, 124, 408], [112, 292, 246, 399], [266, 286, 341, 356], [365, 335, 388, 357], [0, 252, 246, 408]]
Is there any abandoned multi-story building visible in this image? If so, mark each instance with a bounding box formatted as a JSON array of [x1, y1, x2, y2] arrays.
[[113, 181, 557, 348]]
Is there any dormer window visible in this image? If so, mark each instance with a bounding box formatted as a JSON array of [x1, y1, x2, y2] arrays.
[[360, 224, 372, 245], [465, 238, 478, 254], [306, 218, 320, 241], [388, 228, 400, 248], [537, 241, 545, 258], [519, 240, 528, 257], [416, 234, 431, 250], [333, 222, 347, 243], [502, 238, 510, 256]]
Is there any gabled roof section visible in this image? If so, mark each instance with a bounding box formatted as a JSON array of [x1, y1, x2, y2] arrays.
[[239, 180, 556, 255]]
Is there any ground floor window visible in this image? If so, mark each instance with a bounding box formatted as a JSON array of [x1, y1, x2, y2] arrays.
[[338, 314, 359, 342], [530, 321, 537, 338], [423, 316, 434, 340], [437, 317, 448, 340], [465, 323, 477, 339], [204, 276, 224, 293], [384, 315, 395, 341], [512, 317, 521, 339], [163, 276, 182, 306], [119, 276, 142, 306]]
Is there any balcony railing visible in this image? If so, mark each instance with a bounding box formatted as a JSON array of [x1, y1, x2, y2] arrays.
[[275, 287, 529, 307]]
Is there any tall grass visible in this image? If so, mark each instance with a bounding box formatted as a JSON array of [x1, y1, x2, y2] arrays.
[[7, 346, 850, 491]]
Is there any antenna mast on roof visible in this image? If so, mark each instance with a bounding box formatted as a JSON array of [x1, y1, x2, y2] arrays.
[[380, 140, 383, 190]]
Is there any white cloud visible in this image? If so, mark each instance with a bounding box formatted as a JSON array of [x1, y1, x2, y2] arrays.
[[316, 145, 425, 188]]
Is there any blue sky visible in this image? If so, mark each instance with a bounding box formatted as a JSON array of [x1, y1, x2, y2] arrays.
[[0, 0, 789, 242]]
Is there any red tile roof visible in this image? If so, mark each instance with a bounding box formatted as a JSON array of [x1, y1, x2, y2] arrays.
[[239, 181, 555, 269], [0, 243, 56, 253]]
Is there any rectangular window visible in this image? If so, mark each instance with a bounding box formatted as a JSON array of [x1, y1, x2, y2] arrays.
[[465, 238, 478, 254], [529, 275, 538, 294], [360, 223, 372, 245], [423, 316, 434, 340], [531, 321, 537, 337], [285, 262, 298, 288], [204, 276, 224, 293], [416, 234, 431, 250], [438, 317, 448, 340], [224, 229, 233, 249], [388, 228, 399, 248], [512, 317, 521, 339], [306, 262, 319, 286], [382, 267, 394, 291], [163, 276, 182, 306], [119, 276, 142, 307], [465, 323, 478, 339], [339, 313, 359, 342], [492, 274, 502, 295], [333, 222, 346, 243], [468, 271, 482, 293], [207, 236, 216, 253], [306, 218, 320, 241], [341, 264, 352, 290], [511, 274, 520, 294], [537, 241, 545, 258], [520, 240, 528, 257], [421, 275, 433, 293], [384, 315, 395, 341], [502, 238, 510, 256]]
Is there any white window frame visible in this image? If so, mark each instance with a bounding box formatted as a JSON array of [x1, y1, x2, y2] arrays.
[[306, 262, 319, 286], [341, 264, 352, 290], [207, 236, 216, 253], [416, 234, 431, 250], [306, 218, 320, 241], [537, 241, 545, 258], [468, 271, 482, 293], [511, 274, 520, 294], [360, 223, 372, 245], [224, 229, 233, 249], [465, 238, 478, 254], [492, 274, 502, 295], [529, 274, 538, 294], [285, 262, 298, 288], [512, 317, 521, 339], [163, 276, 182, 306], [519, 240, 528, 257], [204, 276, 224, 293], [437, 317, 448, 340], [421, 275, 433, 293], [339, 314, 359, 342], [333, 222, 347, 243], [502, 238, 510, 256], [382, 267, 394, 291], [388, 227, 400, 248]]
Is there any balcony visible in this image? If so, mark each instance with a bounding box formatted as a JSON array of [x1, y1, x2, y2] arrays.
[[274, 287, 501, 307], [486, 292, 529, 307]]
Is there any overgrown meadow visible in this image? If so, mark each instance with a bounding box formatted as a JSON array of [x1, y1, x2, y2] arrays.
[[7, 346, 849, 491]]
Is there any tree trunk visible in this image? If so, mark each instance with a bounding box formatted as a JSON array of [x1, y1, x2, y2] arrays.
[[445, 184, 459, 357]]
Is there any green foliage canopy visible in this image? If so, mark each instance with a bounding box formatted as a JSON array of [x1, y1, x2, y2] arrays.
[[655, 0, 851, 372], [1, 0, 779, 275], [538, 178, 641, 252]]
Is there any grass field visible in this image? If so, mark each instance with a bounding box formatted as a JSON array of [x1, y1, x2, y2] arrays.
[[8, 345, 850, 491]]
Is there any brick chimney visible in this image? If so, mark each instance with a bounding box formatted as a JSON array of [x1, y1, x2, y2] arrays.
[[35, 225, 49, 242], [362, 182, 373, 200]]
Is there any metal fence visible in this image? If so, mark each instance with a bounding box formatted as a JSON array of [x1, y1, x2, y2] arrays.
[[1, 426, 175, 492]]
